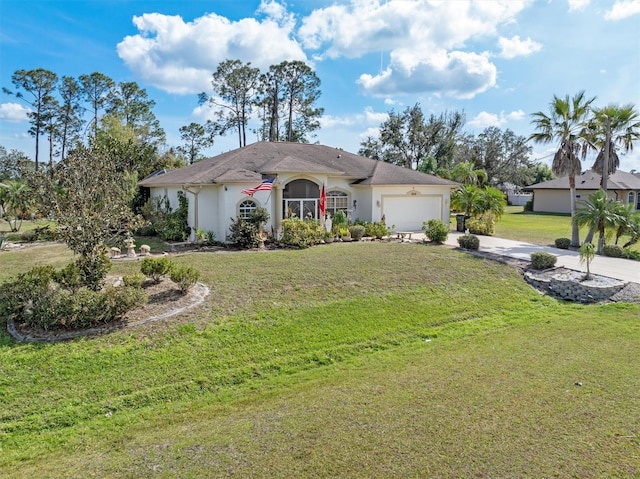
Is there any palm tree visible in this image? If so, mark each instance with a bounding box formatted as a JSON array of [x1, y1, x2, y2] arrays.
[[478, 186, 507, 218], [0, 179, 31, 232], [579, 242, 596, 281], [449, 161, 488, 187], [612, 202, 640, 248], [530, 91, 596, 247], [585, 103, 640, 192], [574, 189, 618, 254], [451, 184, 481, 217]]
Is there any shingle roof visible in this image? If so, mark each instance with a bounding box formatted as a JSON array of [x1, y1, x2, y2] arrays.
[[138, 142, 458, 188], [529, 170, 640, 190]]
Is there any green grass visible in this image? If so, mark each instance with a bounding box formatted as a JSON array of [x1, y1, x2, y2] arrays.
[[1, 242, 639, 477], [494, 206, 640, 252]]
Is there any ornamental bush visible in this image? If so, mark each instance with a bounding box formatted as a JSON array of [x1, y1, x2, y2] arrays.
[[170, 265, 200, 294], [365, 221, 391, 239], [621, 248, 640, 261], [228, 217, 259, 249], [457, 234, 480, 250], [123, 272, 146, 288], [554, 238, 571, 249], [141, 257, 174, 283], [466, 213, 496, 236], [281, 217, 323, 248], [602, 244, 623, 258], [348, 225, 366, 241], [422, 219, 449, 244], [53, 262, 83, 292], [0, 265, 147, 331], [530, 252, 557, 270]]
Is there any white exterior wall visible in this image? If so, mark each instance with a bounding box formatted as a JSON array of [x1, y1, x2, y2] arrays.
[[150, 180, 454, 241], [534, 189, 627, 214]]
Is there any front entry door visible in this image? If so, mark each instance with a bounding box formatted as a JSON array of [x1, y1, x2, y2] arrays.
[[284, 199, 318, 219], [282, 179, 321, 220]]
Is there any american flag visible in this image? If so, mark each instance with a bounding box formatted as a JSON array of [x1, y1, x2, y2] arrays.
[[241, 178, 274, 196]]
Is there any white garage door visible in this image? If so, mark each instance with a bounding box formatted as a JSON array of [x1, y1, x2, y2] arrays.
[[382, 195, 442, 231]]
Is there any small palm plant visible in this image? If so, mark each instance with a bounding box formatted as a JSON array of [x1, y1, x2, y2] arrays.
[[579, 242, 596, 281]]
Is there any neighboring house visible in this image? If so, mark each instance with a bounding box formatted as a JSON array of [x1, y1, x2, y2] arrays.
[[527, 170, 640, 214], [138, 142, 458, 241]]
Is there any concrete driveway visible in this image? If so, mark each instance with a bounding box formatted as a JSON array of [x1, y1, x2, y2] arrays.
[[408, 231, 639, 284]]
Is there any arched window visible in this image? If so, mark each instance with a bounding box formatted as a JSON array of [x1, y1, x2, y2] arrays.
[[628, 192, 636, 209], [238, 199, 257, 219], [326, 190, 348, 217]]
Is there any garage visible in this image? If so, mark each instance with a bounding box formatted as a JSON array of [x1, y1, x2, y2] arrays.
[[381, 195, 442, 231]]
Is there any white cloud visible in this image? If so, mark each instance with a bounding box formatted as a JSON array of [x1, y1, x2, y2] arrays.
[[299, 0, 531, 98], [498, 35, 542, 59], [568, 0, 590, 12], [507, 109, 526, 121], [357, 49, 496, 99], [468, 109, 526, 128], [319, 106, 388, 129], [117, 8, 307, 94], [0, 102, 31, 122], [116, 0, 540, 100], [605, 0, 640, 20], [299, 0, 532, 58]]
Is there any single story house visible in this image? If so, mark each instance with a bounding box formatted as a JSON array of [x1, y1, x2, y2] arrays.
[[527, 170, 640, 214], [138, 142, 459, 241]]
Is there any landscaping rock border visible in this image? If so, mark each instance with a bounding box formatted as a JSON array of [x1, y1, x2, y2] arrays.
[[451, 245, 639, 305], [524, 268, 627, 304], [6, 282, 210, 343]]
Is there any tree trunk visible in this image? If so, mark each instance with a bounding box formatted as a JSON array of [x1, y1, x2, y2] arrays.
[[34, 123, 40, 171], [569, 175, 580, 247], [584, 226, 595, 244], [602, 116, 610, 193], [597, 220, 605, 254]]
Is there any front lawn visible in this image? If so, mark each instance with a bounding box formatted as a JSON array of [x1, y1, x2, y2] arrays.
[[494, 206, 640, 252], [1, 242, 639, 477]]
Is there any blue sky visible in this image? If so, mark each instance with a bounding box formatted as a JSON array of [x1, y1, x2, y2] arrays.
[[1, 0, 639, 172]]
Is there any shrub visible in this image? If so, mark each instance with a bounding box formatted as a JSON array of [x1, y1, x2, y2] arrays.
[[33, 225, 58, 241], [422, 219, 449, 244], [554, 238, 571, 249], [524, 200, 533, 212], [20, 229, 38, 242], [148, 192, 190, 241], [122, 272, 146, 288], [170, 265, 200, 294], [205, 230, 216, 245], [467, 213, 496, 236], [531, 252, 557, 270], [281, 217, 323, 248], [365, 221, 390, 239], [141, 257, 174, 283], [228, 217, 258, 248], [0, 266, 147, 330], [248, 206, 270, 229], [97, 286, 147, 324], [457, 234, 480, 250], [331, 210, 347, 234], [621, 248, 640, 261], [348, 225, 366, 241], [602, 244, 623, 258], [0, 265, 55, 326], [74, 250, 112, 291], [53, 262, 83, 292]]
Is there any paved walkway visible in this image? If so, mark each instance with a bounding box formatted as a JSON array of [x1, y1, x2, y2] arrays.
[[415, 231, 639, 284]]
